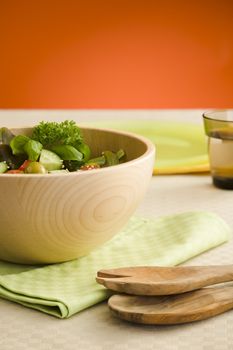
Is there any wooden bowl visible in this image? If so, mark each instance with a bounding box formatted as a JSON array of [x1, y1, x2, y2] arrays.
[[0, 127, 155, 264]]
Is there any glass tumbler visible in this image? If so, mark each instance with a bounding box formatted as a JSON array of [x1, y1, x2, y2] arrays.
[[203, 110, 233, 190]]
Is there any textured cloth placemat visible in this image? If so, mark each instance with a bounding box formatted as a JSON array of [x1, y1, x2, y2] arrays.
[[0, 211, 230, 318]]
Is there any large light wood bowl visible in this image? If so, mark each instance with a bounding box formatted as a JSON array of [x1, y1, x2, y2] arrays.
[[0, 126, 155, 264]]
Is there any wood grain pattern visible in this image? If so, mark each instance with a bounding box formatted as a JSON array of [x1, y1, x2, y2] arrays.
[[108, 285, 233, 324], [97, 265, 233, 295], [0, 127, 155, 264]]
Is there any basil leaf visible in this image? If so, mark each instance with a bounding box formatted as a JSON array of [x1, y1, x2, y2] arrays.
[[77, 143, 91, 162], [51, 145, 83, 161], [10, 135, 30, 155], [24, 139, 43, 161]]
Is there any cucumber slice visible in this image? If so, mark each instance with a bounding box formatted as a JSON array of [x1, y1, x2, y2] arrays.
[[39, 149, 63, 171], [0, 161, 8, 173]]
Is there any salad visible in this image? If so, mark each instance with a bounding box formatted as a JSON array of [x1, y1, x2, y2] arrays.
[[0, 120, 125, 174]]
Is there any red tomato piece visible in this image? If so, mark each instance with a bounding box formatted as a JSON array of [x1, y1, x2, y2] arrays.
[[7, 169, 24, 174], [19, 160, 31, 171]]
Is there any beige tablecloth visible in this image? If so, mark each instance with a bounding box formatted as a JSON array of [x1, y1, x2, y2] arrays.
[[0, 110, 232, 350]]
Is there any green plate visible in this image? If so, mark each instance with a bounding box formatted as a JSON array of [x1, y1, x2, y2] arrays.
[[81, 120, 209, 174]]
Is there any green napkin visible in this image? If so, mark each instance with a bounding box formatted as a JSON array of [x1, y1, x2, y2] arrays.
[[0, 211, 231, 318]]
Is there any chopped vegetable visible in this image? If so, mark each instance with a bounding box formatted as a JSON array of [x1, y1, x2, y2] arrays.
[[102, 150, 119, 166], [80, 164, 100, 171], [116, 149, 125, 161], [19, 160, 31, 171], [87, 155, 105, 166], [24, 139, 43, 161], [32, 120, 83, 149], [25, 161, 47, 174], [63, 160, 84, 171], [39, 149, 63, 171], [10, 135, 30, 155], [7, 169, 24, 174], [0, 144, 27, 170], [0, 161, 8, 173], [76, 143, 91, 162], [51, 144, 83, 161], [10, 135, 43, 161]]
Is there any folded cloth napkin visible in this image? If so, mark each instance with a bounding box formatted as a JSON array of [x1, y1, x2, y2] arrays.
[[0, 211, 230, 318]]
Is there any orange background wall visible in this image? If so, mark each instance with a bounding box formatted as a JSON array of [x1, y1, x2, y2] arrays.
[[1, 0, 233, 109]]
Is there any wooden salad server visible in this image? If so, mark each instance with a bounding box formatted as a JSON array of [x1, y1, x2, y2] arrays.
[[96, 265, 233, 295], [108, 285, 233, 324]]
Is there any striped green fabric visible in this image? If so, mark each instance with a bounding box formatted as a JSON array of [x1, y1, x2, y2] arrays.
[[0, 211, 231, 318]]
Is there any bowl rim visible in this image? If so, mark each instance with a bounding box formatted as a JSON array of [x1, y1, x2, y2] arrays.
[[0, 125, 155, 178]]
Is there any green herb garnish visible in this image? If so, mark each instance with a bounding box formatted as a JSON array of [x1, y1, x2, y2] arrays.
[[32, 120, 83, 149]]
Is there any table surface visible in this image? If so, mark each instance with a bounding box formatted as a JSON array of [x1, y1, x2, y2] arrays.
[[0, 110, 233, 350]]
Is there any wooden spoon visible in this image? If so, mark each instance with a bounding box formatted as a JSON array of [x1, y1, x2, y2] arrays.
[[108, 285, 233, 324], [96, 265, 233, 295]]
